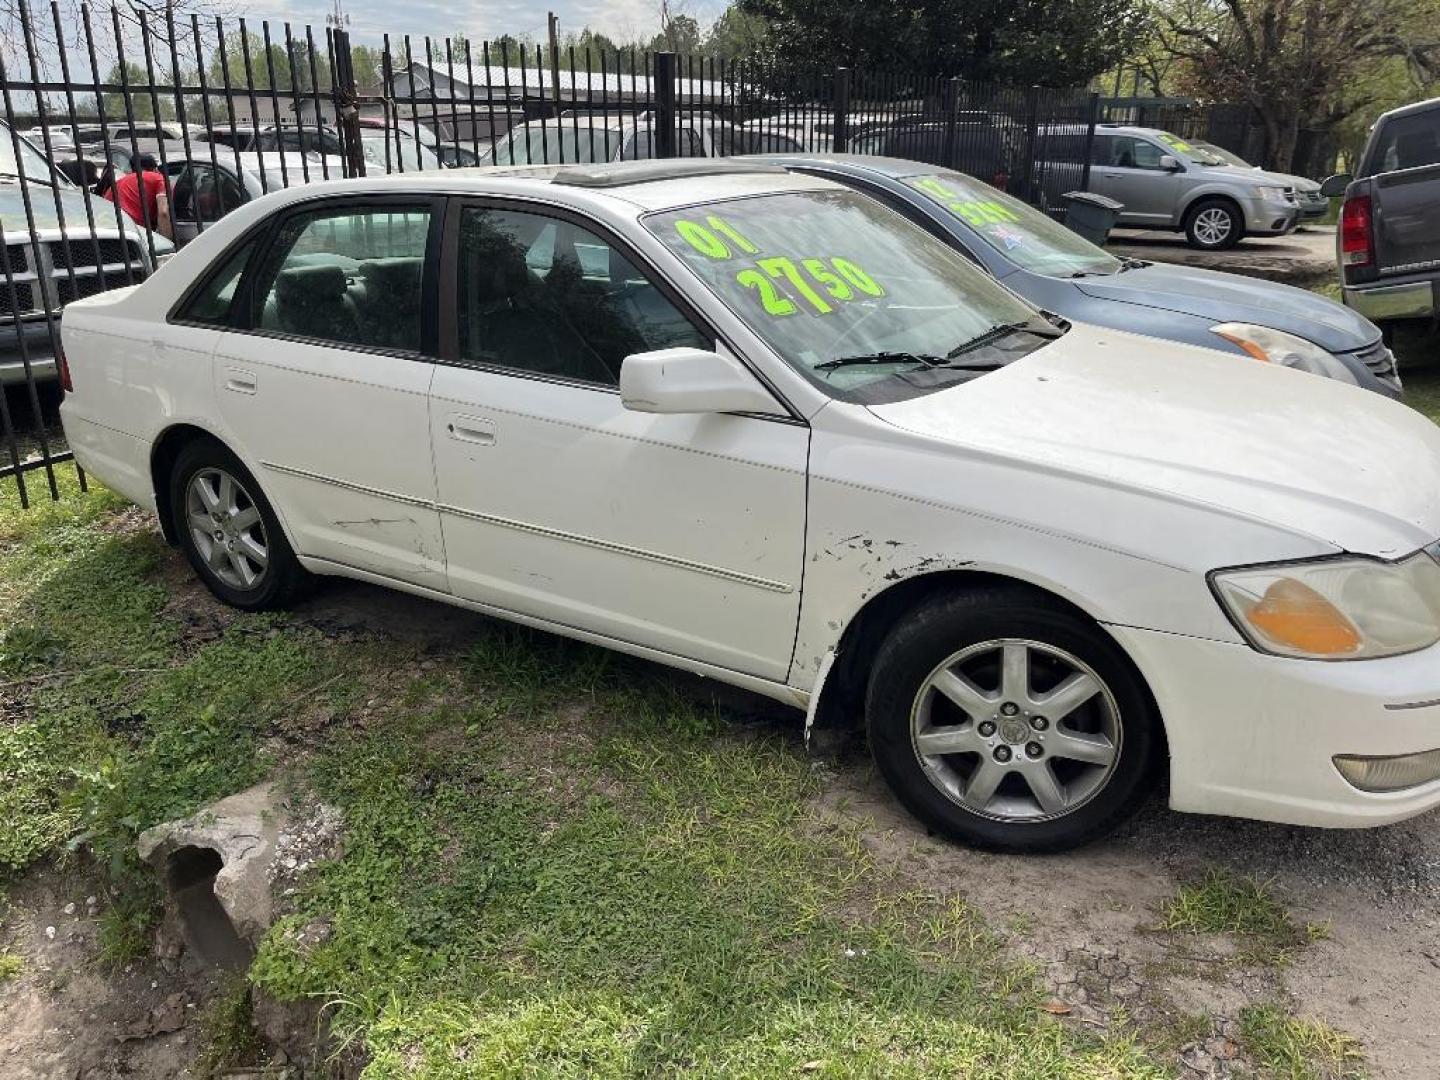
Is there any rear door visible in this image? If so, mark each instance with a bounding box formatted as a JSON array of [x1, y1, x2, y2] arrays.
[[428, 200, 809, 679], [211, 196, 448, 588]]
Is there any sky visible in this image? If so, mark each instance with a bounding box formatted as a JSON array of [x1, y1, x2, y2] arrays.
[[246, 0, 730, 49]]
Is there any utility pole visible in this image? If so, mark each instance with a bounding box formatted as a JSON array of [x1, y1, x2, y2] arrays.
[[547, 11, 562, 118]]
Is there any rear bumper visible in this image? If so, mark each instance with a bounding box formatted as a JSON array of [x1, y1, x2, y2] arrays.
[[1343, 279, 1438, 323], [1109, 624, 1440, 828]]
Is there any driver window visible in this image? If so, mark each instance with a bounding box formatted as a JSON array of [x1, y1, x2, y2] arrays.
[[1111, 137, 1165, 170], [248, 204, 431, 352], [456, 207, 709, 386]]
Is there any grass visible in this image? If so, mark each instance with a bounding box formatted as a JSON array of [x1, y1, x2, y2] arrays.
[[0, 950, 22, 981], [1160, 869, 1328, 967], [1239, 1004, 1365, 1080], [194, 974, 266, 1078]]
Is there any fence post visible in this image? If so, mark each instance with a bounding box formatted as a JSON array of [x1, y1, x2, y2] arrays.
[[941, 77, 960, 169], [831, 67, 851, 153], [1020, 84, 1040, 203], [331, 28, 367, 177], [1079, 91, 1100, 193], [654, 51, 677, 158]]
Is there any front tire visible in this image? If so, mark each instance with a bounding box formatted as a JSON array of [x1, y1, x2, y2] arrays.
[[169, 438, 310, 611], [1184, 198, 1243, 250], [865, 586, 1160, 853]]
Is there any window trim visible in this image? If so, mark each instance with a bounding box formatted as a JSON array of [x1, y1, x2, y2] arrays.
[[436, 194, 801, 422], [171, 193, 447, 362]]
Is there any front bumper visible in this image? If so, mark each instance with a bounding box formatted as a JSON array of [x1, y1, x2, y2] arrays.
[[1240, 197, 1299, 235], [1343, 279, 1439, 323], [1108, 624, 1440, 828], [0, 318, 59, 385]]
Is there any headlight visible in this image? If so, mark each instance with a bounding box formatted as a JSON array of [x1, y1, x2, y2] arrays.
[[1210, 323, 1358, 385], [1252, 184, 1288, 201], [1211, 551, 1440, 659]]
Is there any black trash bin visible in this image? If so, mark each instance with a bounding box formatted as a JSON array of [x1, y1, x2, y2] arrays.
[[1060, 191, 1124, 247]]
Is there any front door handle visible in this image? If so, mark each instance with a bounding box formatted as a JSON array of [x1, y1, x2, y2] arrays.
[[447, 414, 495, 445], [223, 366, 257, 394]]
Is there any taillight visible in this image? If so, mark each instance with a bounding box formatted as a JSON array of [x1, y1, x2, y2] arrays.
[[1340, 194, 1373, 269], [56, 335, 72, 394]]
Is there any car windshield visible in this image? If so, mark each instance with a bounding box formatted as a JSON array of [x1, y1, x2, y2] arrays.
[[360, 134, 440, 172], [0, 123, 65, 185], [646, 189, 1053, 403], [1192, 140, 1253, 169], [491, 124, 623, 165], [1155, 131, 1229, 166], [901, 171, 1120, 278]]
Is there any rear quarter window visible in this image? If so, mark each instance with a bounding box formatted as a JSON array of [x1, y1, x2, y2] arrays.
[[1363, 109, 1440, 176]]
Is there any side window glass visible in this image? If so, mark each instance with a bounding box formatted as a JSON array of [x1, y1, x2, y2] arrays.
[[1123, 138, 1165, 170], [248, 205, 431, 351], [457, 207, 710, 385], [177, 240, 256, 325]]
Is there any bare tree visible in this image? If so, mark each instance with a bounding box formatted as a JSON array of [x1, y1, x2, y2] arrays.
[[1154, 0, 1440, 169]]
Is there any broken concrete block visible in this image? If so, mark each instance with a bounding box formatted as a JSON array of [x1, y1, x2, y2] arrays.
[[136, 782, 285, 970]]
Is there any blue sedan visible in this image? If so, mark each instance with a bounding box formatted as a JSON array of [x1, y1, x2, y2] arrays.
[[746, 154, 1400, 398]]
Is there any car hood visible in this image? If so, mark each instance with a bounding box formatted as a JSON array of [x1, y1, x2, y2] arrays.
[[0, 178, 169, 253], [1072, 262, 1377, 352], [865, 323, 1440, 559]]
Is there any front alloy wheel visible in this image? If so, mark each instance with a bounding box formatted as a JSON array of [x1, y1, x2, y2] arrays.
[[865, 586, 1159, 852], [911, 639, 1121, 822], [186, 467, 269, 590]]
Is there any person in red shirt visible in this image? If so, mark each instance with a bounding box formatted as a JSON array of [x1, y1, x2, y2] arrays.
[[104, 153, 173, 239]]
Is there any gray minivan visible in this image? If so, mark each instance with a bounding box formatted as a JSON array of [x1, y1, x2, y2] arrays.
[[1039, 124, 1301, 250]]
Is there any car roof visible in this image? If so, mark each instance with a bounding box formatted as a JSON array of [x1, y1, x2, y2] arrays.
[[230, 158, 836, 214], [739, 152, 950, 181], [1376, 95, 1440, 122]]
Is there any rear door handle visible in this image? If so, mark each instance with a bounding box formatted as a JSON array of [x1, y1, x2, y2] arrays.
[[223, 366, 257, 394], [447, 414, 495, 445]]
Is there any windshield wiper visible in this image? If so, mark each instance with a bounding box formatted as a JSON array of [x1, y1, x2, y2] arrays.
[[945, 321, 1059, 359], [1117, 256, 1150, 272], [0, 170, 54, 188], [814, 351, 945, 372]]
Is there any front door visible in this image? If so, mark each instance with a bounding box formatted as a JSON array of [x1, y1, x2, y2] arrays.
[[1090, 135, 1183, 226], [429, 202, 809, 680], [212, 197, 447, 588]]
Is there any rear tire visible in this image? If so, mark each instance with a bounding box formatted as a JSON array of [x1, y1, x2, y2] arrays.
[[1184, 198, 1243, 250], [169, 438, 310, 611], [864, 585, 1160, 853]]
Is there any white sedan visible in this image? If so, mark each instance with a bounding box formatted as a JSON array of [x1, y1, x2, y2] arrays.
[[58, 160, 1440, 851]]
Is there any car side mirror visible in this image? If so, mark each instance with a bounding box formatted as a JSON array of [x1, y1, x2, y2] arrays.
[[1158, 154, 1182, 172], [620, 346, 781, 416], [1319, 173, 1352, 198]]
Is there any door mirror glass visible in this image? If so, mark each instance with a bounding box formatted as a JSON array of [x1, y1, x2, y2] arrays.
[[1319, 173, 1352, 198], [620, 347, 780, 415], [1158, 154, 1182, 171]]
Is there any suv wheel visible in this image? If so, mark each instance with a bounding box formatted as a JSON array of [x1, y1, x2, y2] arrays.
[[865, 586, 1160, 853], [1185, 198, 1242, 250], [170, 438, 311, 610]]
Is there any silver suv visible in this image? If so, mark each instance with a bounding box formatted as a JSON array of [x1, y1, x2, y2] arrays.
[[1041, 124, 1301, 250]]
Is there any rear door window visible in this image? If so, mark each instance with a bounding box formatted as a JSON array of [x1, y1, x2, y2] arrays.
[[246, 204, 432, 352]]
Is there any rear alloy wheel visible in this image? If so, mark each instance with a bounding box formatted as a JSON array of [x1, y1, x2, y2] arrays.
[[866, 587, 1159, 852], [1185, 199, 1242, 250], [170, 439, 310, 610]]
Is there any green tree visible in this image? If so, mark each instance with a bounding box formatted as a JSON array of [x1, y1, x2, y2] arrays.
[[735, 0, 1144, 86], [704, 7, 768, 60], [102, 61, 175, 122]]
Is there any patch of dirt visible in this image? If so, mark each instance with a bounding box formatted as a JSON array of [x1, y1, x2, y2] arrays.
[[0, 861, 221, 1080], [818, 756, 1440, 1079]]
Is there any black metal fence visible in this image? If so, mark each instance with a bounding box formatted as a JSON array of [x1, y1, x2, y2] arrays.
[[0, 1, 1097, 507]]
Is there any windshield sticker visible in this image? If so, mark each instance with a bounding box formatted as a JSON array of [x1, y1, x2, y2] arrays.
[[910, 178, 1023, 229], [673, 215, 884, 317], [991, 225, 1026, 251], [1158, 133, 1194, 153]]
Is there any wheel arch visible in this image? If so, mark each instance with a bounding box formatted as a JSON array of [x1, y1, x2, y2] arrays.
[[806, 568, 1168, 758], [149, 423, 294, 550]]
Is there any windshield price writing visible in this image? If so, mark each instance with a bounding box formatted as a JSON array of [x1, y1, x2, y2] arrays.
[[673, 215, 883, 317]]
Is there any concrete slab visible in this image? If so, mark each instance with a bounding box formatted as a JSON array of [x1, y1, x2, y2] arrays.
[[1107, 224, 1338, 286]]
